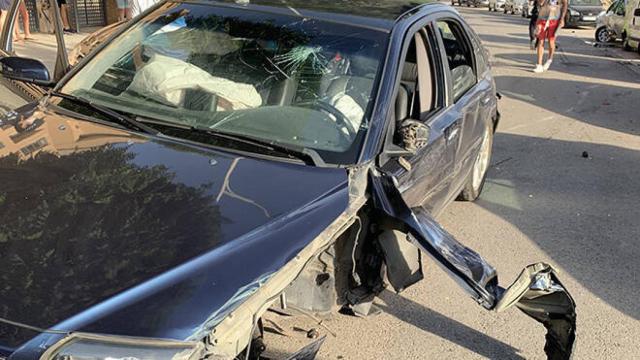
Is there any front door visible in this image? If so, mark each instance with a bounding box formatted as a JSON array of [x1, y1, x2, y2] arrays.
[[385, 23, 460, 216]]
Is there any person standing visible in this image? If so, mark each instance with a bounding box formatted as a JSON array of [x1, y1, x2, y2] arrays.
[[116, 0, 132, 21], [533, 0, 567, 73], [0, 0, 11, 37], [14, 0, 33, 40], [57, 0, 74, 32], [528, 0, 539, 50]]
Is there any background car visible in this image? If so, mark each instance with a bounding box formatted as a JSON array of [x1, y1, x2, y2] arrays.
[[565, 0, 605, 27], [596, 0, 626, 42], [504, 0, 521, 14], [489, 0, 507, 11], [452, 0, 485, 7], [520, 0, 535, 17]]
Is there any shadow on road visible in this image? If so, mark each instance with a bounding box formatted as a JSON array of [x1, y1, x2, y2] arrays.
[[495, 75, 640, 136], [496, 52, 640, 85], [377, 290, 525, 359], [479, 133, 640, 320]]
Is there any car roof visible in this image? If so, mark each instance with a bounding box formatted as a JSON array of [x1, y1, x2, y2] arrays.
[[209, 0, 440, 31]]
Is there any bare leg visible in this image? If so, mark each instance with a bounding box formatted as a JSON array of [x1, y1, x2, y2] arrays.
[[13, 19, 21, 41], [17, 1, 31, 38], [60, 4, 71, 30], [536, 37, 545, 65], [548, 37, 556, 61], [118, 8, 124, 21], [125, 7, 131, 20], [0, 11, 5, 37]]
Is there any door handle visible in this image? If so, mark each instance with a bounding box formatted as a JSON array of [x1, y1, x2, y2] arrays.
[[481, 96, 492, 106], [445, 121, 461, 143]]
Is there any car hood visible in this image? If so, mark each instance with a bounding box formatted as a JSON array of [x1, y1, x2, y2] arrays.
[[0, 104, 349, 350]]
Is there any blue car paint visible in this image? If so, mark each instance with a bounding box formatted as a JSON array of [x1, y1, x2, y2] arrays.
[[0, 111, 349, 357]]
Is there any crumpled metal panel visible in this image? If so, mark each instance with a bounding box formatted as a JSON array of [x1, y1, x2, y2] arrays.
[[369, 169, 576, 359]]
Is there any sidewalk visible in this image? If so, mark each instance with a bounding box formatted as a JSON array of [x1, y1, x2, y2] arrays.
[[11, 28, 98, 72]]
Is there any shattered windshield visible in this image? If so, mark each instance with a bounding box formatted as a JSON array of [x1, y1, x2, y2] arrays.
[[59, 2, 388, 164]]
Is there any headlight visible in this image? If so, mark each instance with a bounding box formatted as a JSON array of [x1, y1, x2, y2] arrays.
[[42, 333, 204, 360], [570, 9, 580, 16]]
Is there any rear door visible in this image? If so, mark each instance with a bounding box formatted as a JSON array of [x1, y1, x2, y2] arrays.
[[434, 18, 491, 201], [632, 3, 640, 43]]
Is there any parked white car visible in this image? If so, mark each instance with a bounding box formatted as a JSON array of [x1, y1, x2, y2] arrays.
[[504, 0, 519, 14], [596, 0, 626, 42], [489, 0, 507, 11], [622, 0, 640, 52]]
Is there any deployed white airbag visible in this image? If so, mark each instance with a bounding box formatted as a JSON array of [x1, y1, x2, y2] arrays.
[[127, 53, 262, 110]]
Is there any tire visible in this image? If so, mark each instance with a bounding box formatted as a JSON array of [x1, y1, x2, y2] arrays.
[[458, 121, 494, 202], [623, 37, 632, 51], [595, 27, 611, 43], [504, 7, 507, 13]]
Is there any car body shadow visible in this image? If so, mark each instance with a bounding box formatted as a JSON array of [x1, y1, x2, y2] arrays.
[[377, 290, 525, 359], [495, 75, 640, 136], [478, 133, 640, 320]]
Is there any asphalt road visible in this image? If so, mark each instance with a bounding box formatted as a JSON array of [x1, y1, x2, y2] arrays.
[[267, 6, 640, 360]]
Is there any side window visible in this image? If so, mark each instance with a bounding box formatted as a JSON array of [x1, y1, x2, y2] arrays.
[[395, 28, 442, 124], [615, 1, 626, 16], [469, 32, 488, 77], [436, 20, 477, 102]]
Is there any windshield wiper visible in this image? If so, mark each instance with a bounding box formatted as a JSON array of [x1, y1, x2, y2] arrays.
[[49, 91, 160, 136], [190, 125, 325, 167]]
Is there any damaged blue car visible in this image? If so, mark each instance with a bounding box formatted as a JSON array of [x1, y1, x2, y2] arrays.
[[0, 1, 575, 359]]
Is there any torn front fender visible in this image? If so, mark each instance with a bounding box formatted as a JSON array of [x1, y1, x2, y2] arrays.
[[369, 169, 576, 360]]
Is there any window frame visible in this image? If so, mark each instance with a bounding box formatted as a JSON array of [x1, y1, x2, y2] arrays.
[[378, 16, 449, 166], [433, 17, 479, 105]]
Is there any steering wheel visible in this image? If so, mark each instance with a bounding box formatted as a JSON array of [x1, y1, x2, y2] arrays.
[[299, 100, 356, 142]]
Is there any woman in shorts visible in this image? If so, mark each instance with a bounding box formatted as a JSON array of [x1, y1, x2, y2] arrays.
[[117, 0, 131, 21], [533, 0, 567, 73]]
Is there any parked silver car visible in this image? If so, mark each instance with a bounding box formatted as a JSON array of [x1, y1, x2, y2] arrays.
[[520, 0, 536, 17], [504, 0, 521, 14], [596, 0, 626, 42]]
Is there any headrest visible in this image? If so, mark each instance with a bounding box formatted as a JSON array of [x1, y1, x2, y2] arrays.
[[401, 62, 418, 83], [395, 85, 409, 122]]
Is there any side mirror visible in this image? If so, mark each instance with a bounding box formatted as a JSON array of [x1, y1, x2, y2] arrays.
[[0, 57, 54, 87], [396, 119, 430, 154]]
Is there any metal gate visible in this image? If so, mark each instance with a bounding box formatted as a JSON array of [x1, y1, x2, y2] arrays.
[[24, 0, 40, 33], [73, 0, 106, 28]]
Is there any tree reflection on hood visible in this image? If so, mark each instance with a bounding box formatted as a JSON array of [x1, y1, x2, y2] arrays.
[[0, 146, 222, 335]]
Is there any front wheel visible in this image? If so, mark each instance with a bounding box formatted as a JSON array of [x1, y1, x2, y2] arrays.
[[458, 122, 494, 202], [595, 27, 612, 43]]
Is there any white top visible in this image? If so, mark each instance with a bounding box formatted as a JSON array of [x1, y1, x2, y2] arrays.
[[131, 0, 159, 17]]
